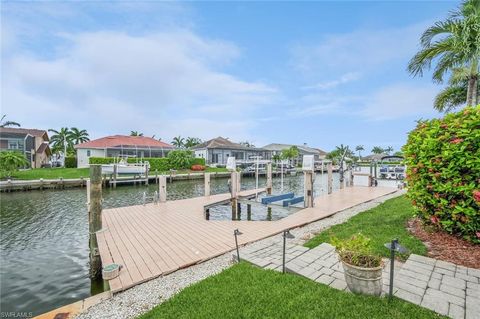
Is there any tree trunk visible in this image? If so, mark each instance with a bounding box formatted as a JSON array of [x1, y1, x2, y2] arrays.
[[472, 76, 478, 106], [467, 76, 475, 106]]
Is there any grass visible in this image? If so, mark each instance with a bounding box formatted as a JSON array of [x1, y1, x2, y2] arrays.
[[139, 262, 444, 319], [304, 195, 427, 260], [10, 167, 228, 180], [13, 168, 90, 180]]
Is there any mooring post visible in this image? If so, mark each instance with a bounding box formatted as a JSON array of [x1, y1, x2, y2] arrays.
[[349, 169, 354, 187], [86, 179, 91, 211], [327, 163, 333, 194], [304, 171, 314, 208], [237, 202, 242, 220], [204, 172, 211, 196], [230, 171, 238, 220], [267, 206, 272, 221], [89, 165, 103, 279], [145, 163, 149, 186], [266, 162, 273, 194], [158, 175, 167, 202], [247, 204, 252, 220], [205, 208, 210, 220], [113, 164, 117, 189], [237, 171, 241, 193]]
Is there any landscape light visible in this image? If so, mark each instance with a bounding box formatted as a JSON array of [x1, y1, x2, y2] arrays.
[[234, 229, 243, 262], [384, 238, 408, 300], [283, 230, 295, 273]]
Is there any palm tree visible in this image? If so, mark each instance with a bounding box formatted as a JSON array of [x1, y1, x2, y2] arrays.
[[371, 146, 384, 154], [384, 146, 394, 155], [434, 67, 479, 112], [130, 131, 143, 136], [171, 136, 185, 148], [355, 145, 364, 160], [0, 115, 20, 128], [184, 137, 202, 148], [49, 128, 72, 156], [407, 0, 480, 108], [68, 127, 90, 145]]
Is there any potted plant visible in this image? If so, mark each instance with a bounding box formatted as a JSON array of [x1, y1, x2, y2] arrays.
[[332, 233, 384, 296]]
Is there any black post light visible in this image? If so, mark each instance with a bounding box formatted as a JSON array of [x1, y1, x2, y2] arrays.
[[234, 229, 243, 262], [384, 238, 408, 300], [283, 230, 295, 273]]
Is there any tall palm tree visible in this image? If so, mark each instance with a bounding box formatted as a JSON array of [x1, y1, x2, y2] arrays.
[[49, 128, 73, 156], [371, 146, 384, 154], [184, 137, 202, 148], [130, 131, 143, 136], [355, 145, 364, 160], [0, 115, 20, 128], [434, 67, 479, 112], [68, 127, 90, 145], [384, 146, 394, 155], [407, 0, 480, 108], [171, 136, 185, 148]]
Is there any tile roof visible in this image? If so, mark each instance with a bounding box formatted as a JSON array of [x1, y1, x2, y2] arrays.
[[0, 127, 49, 139], [74, 135, 174, 149], [193, 137, 264, 151], [262, 143, 326, 155], [36, 142, 52, 156]]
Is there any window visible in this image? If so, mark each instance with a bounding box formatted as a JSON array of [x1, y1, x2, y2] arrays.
[[7, 139, 23, 150], [87, 150, 91, 157]]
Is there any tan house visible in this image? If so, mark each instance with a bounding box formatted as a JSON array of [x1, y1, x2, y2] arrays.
[[0, 127, 52, 168]]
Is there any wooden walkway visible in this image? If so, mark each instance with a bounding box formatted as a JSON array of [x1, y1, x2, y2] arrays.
[[97, 186, 397, 292]]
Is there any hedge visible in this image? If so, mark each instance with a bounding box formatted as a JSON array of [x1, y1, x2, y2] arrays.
[[64, 156, 77, 168], [88, 156, 205, 172], [403, 105, 480, 243]]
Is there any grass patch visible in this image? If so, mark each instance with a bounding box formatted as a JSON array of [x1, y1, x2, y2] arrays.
[[139, 262, 443, 319], [304, 195, 426, 260], [13, 168, 90, 180]]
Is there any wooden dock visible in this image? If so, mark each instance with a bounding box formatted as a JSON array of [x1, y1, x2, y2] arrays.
[[97, 186, 397, 293]]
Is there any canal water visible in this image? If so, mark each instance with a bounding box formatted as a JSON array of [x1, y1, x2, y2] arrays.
[[1, 173, 342, 315]]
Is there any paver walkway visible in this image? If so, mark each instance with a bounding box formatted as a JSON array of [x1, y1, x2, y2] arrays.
[[239, 241, 480, 319]]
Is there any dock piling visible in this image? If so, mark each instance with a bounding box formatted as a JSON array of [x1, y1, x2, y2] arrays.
[[303, 171, 314, 208], [204, 173, 211, 196], [89, 165, 103, 279], [159, 175, 167, 202], [266, 162, 272, 195], [327, 163, 333, 194]]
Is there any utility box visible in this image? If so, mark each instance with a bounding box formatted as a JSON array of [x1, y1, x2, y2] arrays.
[[302, 155, 314, 172], [226, 156, 236, 171]]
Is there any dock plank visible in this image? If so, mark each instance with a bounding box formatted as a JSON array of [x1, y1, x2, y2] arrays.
[[98, 186, 397, 292]]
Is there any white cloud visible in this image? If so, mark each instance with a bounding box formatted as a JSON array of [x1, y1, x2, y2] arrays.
[[1, 30, 278, 141], [302, 72, 361, 90], [360, 84, 438, 120]]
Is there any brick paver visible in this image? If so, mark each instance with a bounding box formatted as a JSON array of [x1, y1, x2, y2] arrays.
[[237, 241, 480, 319]]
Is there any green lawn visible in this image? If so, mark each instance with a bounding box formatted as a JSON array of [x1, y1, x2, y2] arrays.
[[139, 262, 443, 319], [13, 168, 90, 180], [304, 195, 426, 260], [11, 167, 228, 180]]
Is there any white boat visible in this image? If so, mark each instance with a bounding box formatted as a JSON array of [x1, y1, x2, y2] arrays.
[[101, 163, 147, 175]]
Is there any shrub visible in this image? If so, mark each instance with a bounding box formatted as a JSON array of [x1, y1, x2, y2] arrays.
[[89, 157, 115, 165], [137, 158, 169, 172], [167, 150, 194, 169], [64, 156, 77, 168], [191, 157, 206, 166], [0, 151, 29, 178], [331, 233, 382, 268], [403, 105, 480, 243]]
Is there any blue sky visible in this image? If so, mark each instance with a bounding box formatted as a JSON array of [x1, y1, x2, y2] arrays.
[[1, 1, 457, 153]]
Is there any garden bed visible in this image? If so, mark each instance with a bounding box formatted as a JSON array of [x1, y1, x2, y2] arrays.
[[407, 218, 480, 269]]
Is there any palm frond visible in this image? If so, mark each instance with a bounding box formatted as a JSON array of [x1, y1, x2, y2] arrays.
[[434, 85, 467, 112], [420, 19, 458, 47]]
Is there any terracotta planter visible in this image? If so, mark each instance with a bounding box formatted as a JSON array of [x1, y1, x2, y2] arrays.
[[341, 261, 384, 296]]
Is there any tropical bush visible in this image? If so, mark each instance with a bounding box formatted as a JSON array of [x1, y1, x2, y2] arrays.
[[64, 156, 77, 168], [167, 150, 194, 169], [0, 151, 29, 178], [403, 105, 480, 243]]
